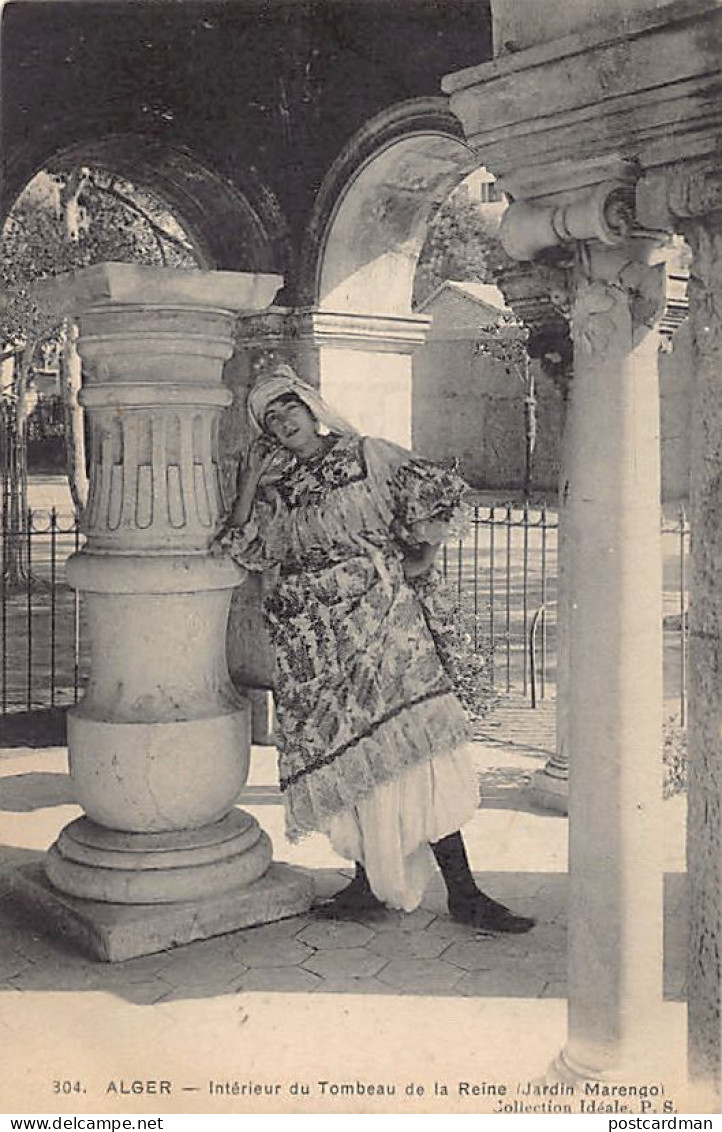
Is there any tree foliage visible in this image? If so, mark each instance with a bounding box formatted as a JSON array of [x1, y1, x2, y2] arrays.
[[0, 167, 200, 581], [1, 169, 198, 353], [414, 184, 509, 307]]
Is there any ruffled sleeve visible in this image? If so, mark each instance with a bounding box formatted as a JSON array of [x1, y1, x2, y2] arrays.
[[216, 489, 288, 572], [364, 437, 470, 550]]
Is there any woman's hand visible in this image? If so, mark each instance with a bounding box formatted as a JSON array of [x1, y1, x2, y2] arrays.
[[244, 436, 276, 483], [208, 536, 227, 557], [228, 439, 279, 528]]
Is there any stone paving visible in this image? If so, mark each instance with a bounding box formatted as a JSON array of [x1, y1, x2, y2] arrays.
[[0, 696, 687, 1002], [0, 696, 689, 1113]]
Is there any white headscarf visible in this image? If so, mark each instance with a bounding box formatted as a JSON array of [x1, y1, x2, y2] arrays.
[[247, 364, 359, 438]]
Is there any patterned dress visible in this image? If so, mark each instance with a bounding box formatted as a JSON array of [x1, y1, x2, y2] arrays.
[[221, 433, 477, 909]]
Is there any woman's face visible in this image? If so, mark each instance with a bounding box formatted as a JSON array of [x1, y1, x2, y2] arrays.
[[264, 395, 320, 456]]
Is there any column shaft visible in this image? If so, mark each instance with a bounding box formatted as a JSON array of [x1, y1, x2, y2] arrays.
[[680, 218, 722, 1095], [562, 242, 665, 1075]]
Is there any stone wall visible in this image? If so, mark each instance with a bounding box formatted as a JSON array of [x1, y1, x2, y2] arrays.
[[412, 336, 564, 493], [412, 289, 692, 500]]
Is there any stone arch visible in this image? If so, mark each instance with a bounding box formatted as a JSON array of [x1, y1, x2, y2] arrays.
[[304, 97, 478, 315], [4, 133, 290, 276], [298, 99, 481, 445]]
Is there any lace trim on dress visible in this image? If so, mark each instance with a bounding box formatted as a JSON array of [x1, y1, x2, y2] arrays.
[[281, 689, 470, 841]]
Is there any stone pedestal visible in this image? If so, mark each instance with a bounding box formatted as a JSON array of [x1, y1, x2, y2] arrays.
[[15, 264, 314, 960]]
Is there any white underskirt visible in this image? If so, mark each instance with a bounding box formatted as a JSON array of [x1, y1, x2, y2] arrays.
[[327, 743, 480, 912]]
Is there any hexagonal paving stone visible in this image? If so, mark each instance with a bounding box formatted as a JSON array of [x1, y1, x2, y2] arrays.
[[233, 917, 307, 945], [112, 978, 177, 1006], [369, 931, 450, 960], [377, 957, 464, 995], [236, 967, 321, 993], [443, 939, 501, 971], [371, 908, 437, 933], [422, 916, 480, 942], [297, 920, 376, 950], [8, 962, 107, 993], [232, 936, 312, 968], [153, 949, 243, 987], [119, 952, 185, 980], [302, 948, 388, 980], [0, 950, 33, 981], [155, 970, 247, 998]]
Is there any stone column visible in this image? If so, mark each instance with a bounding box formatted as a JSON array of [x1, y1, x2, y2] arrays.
[[682, 212, 722, 1102], [683, 215, 722, 1100], [444, 0, 722, 1100], [489, 181, 668, 1079], [639, 167, 722, 1099], [560, 235, 666, 1078], [531, 438, 571, 813], [17, 264, 313, 961]]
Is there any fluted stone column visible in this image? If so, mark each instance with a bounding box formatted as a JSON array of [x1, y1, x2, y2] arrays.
[[16, 264, 314, 960]]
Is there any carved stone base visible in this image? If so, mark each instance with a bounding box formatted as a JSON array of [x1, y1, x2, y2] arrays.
[[11, 860, 315, 962], [44, 811, 271, 904], [547, 1044, 672, 1090], [530, 766, 569, 815]]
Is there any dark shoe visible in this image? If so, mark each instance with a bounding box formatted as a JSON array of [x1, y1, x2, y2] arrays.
[[313, 863, 386, 921], [449, 891, 535, 934]]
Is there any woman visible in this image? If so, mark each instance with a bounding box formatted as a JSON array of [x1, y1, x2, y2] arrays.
[[217, 365, 533, 933]]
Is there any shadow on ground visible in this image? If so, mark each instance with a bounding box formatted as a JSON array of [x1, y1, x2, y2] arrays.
[[0, 772, 75, 810], [477, 765, 565, 816], [0, 709, 67, 750], [0, 867, 560, 1003], [0, 863, 687, 1007]]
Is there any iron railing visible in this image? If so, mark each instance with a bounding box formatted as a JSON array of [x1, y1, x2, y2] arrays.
[[1, 507, 86, 714], [439, 502, 690, 721], [0, 501, 690, 721], [440, 502, 558, 700]]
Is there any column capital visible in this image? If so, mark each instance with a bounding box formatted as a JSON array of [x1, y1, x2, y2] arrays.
[[637, 161, 722, 232], [499, 176, 637, 261], [571, 239, 669, 359], [493, 259, 573, 386], [32, 265, 282, 553], [35, 262, 282, 321]]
